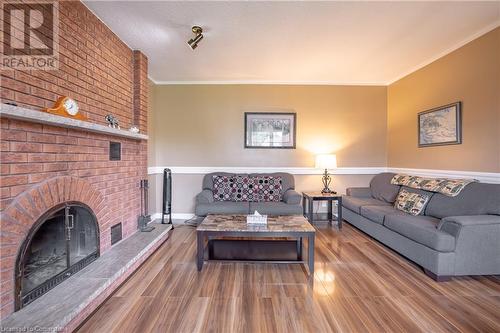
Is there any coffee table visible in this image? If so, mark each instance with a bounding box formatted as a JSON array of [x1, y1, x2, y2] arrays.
[[196, 215, 316, 276]]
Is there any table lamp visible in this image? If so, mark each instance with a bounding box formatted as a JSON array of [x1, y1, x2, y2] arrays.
[[315, 154, 337, 194]]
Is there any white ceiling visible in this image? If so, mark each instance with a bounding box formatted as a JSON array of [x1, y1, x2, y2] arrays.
[[84, 1, 500, 85]]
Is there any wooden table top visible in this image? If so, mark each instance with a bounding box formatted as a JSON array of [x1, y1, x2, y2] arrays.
[[197, 214, 315, 233]]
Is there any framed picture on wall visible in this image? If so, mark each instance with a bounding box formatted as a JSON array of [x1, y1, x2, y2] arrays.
[[418, 102, 462, 147], [244, 112, 296, 149]]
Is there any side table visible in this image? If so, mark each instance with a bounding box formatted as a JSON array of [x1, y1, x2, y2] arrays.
[[302, 192, 343, 228]]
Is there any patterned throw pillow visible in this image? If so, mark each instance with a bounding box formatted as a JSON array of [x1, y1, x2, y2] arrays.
[[232, 175, 257, 202], [212, 175, 234, 201], [251, 176, 283, 202], [394, 189, 430, 216]]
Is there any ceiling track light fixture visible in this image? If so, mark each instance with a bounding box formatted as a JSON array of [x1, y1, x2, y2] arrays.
[[188, 26, 203, 50]]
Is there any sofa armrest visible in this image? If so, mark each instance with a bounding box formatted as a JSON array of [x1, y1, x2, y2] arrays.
[[437, 215, 500, 275], [438, 215, 500, 237], [283, 189, 302, 205], [346, 187, 372, 198], [196, 189, 214, 204], [439, 215, 500, 228]]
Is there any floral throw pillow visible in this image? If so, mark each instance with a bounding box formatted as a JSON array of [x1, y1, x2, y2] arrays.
[[212, 175, 234, 201], [394, 189, 430, 216]]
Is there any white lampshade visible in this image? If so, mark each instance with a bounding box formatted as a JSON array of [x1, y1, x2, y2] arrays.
[[315, 154, 337, 170]]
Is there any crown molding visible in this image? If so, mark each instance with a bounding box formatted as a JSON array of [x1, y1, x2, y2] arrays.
[[148, 79, 386, 86]]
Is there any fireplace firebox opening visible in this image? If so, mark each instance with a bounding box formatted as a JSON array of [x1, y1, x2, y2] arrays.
[[15, 202, 100, 310]]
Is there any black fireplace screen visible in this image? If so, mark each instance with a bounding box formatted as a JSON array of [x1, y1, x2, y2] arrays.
[[16, 203, 99, 310]]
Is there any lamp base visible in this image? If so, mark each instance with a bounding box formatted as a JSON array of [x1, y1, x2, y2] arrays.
[[321, 170, 337, 194]]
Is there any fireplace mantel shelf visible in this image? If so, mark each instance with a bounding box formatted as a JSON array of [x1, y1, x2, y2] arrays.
[[0, 103, 148, 141]]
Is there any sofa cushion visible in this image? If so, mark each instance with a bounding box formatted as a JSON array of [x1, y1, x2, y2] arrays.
[[369, 172, 401, 203], [360, 205, 404, 225], [195, 202, 249, 216], [394, 188, 431, 216], [212, 175, 235, 201], [384, 214, 455, 252], [249, 202, 302, 216], [342, 196, 391, 214], [426, 182, 500, 218]]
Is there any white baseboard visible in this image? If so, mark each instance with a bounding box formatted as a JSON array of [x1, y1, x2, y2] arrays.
[[148, 165, 500, 184]]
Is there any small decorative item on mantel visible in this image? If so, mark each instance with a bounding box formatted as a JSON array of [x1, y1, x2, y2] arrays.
[[44, 96, 86, 120], [105, 114, 120, 129], [315, 154, 338, 194], [247, 211, 267, 225]]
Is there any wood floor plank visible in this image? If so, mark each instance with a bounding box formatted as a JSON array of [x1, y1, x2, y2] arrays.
[[77, 224, 500, 333]]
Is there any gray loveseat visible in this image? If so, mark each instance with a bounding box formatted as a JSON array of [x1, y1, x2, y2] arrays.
[[195, 172, 303, 216], [343, 173, 500, 280]]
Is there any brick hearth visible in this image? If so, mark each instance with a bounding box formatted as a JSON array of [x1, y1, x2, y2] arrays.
[[0, 1, 149, 319]]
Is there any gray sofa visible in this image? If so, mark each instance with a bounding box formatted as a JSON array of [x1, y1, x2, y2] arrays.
[[195, 172, 303, 216], [343, 173, 500, 280]]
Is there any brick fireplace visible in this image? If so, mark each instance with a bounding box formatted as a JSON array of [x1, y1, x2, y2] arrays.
[[0, 1, 148, 319]]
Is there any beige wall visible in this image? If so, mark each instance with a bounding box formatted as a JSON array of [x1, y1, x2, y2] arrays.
[[150, 85, 387, 168], [148, 84, 387, 214], [387, 27, 500, 172]]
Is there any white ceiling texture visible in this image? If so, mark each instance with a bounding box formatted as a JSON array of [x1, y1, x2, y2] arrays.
[[84, 1, 500, 85]]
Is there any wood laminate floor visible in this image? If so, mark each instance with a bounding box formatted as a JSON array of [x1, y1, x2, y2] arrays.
[[77, 223, 500, 333]]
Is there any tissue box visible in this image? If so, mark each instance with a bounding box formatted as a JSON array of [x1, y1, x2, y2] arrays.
[[247, 214, 268, 225]]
